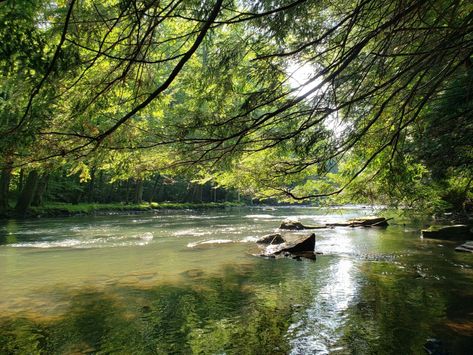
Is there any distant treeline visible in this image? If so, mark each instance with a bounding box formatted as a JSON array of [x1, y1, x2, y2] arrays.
[[1, 169, 247, 217]]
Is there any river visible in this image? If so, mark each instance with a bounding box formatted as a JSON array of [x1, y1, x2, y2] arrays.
[[0, 206, 472, 354]]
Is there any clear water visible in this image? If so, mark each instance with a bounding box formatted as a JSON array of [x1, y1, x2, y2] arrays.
[[0, 206, 472, 354]]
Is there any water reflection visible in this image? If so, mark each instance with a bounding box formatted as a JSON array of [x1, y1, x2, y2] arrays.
[[287, 225, 359, 354], [0, 264, 299, 354]]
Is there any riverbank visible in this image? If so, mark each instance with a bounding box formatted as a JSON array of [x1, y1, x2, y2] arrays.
[[1, 201, 245, 219]]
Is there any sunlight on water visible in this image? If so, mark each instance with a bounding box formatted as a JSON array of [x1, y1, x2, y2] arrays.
[[9, 231, 155, 249], [289, 253, 357, 353]]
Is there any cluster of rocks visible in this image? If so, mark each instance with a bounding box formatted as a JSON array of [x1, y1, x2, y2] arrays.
[[188, 216, 392, 260], [255, 216, 391, 260]]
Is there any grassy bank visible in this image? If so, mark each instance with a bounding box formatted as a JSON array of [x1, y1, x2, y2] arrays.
[[3, 201, 245, 219]]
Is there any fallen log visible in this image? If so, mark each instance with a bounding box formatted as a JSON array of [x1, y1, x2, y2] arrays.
[[346, 216, 391, 227], [279, 220, 327, 230], [279, 216, 391, 230]]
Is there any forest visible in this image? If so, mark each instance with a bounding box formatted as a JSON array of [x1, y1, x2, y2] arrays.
[[0, 0, 472, 216]]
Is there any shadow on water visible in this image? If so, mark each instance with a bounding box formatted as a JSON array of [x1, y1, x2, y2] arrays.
[[0, 262, 308, 354]]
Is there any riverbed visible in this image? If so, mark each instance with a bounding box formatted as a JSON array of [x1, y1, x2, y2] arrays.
[[1, 206, 472, 354]]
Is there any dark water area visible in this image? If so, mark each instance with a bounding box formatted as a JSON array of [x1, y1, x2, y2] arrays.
[[0, 206, 472, 354]]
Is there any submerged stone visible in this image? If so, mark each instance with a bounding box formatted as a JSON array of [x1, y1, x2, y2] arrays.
[[423, 338, 449, 355], [455, 241, 473, 253]]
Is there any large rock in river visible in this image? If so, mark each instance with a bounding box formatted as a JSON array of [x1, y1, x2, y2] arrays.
[[421, 225, 472, 240], [262, 233, 316, 260], [256, 233, 285, 245]]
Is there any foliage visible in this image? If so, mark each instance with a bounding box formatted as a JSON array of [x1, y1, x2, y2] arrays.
[[0, 0, 472, 214]]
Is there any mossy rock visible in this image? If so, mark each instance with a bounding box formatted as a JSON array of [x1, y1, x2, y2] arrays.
[[421, 225, 472, 240]]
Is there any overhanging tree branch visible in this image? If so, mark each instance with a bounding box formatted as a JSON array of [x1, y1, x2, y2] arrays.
[[92, 0, 224, 144]]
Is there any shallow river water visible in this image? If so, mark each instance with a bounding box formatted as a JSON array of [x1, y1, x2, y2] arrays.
[[1, 206, 472, 354]]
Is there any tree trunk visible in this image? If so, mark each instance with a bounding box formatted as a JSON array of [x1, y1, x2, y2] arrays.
[[86, 168, 96, 202], [31, 174, 49, 206], [148, 175, 161, 203], [155, 182, 164, 202], [106, 182, 115, 203], [97, 171, 105, 202], [17, 168, 24, 193], [0, 161, 13, 214], [125, 179, 131, 204], [15, 170, 39, 215], [212, 184, 217, 202], [190, 184, 199, 203], [134, 179, 143, 204]]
